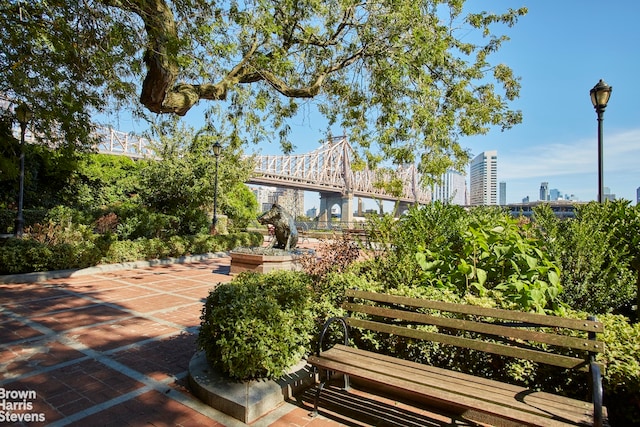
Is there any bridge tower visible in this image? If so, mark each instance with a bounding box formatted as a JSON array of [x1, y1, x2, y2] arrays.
[[318, 192, 354, 226], [317, 140, 354, 225]]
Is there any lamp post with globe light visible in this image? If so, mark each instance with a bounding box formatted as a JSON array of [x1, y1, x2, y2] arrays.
[[14, 103, 32, 238], [212, 141, 222, 233], [590, 79, 612, 203]]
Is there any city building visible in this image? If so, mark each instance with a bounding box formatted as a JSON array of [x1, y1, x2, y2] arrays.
[[499, 181, 506, 205], [637, 187, 640, 205], [250, 186, 305, 217], [603, 187, 616, 202], [549, 188, 561, 201], [469, 150, 497, 206], [507, 200, 586, 219], [539, 182, 549, 201], [522, 196, 530, 203], [432, 169, 468, 205]]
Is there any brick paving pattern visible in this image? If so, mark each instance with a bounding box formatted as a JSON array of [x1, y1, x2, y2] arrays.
[[1, 243, 474, 427]]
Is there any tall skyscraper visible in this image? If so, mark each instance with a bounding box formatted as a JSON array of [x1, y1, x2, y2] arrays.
[[637, 187, 640, 205], [549, 188, 561, 201], [432, 169, 468, 205], [499, 181, 506, 205], [469, 150, 497, 206], [539, 182, 549, 201]]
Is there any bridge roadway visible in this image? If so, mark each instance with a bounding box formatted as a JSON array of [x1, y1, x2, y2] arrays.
[[15, 125, 431, 223]]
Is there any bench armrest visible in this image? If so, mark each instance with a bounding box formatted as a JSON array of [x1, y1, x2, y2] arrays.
[[591, 361, 604, 427], [316, 317, 349, 356]]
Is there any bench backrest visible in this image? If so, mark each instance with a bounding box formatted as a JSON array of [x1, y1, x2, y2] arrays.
[[343, 289, 605, 371]]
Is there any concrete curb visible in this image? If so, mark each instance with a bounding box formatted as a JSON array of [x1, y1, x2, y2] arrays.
[[188, 351, 315, 424], [0, 252, 229, 284]]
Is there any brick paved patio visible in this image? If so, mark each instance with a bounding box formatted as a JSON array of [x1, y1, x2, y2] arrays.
[[1, 244, 477, 427]]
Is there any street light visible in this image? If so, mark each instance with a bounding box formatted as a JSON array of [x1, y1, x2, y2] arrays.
[[14, 103, 32, 238], [211, 141, 222, 233], [590, 79, 612, 203]]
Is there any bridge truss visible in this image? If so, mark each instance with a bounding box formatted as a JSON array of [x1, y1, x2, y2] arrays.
[[10, 116, 430, 205], [250, 136, 430, 204]]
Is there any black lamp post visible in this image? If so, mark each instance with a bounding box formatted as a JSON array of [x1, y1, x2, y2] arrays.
[[212, 141, 222, 233], [14, 103, 32, 238], [590, 79, 612, 203]]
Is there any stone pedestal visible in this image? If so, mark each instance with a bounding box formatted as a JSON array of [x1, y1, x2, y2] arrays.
[[229, 251, 301, 275], [188, 351, 314, 424]]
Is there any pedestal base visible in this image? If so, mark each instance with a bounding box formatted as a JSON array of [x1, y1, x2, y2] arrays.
[[188, 351, 314, 424], [229, 251, 301, 275]]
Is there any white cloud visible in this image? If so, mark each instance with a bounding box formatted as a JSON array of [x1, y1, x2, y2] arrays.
[[499, 128, 640, 181], [493, 128, 640, 203]]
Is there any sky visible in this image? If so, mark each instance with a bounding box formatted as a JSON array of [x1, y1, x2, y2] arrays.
[[257, 0, 640, 207], [456, 0, 640, 204], [105, 0, 640, 210]]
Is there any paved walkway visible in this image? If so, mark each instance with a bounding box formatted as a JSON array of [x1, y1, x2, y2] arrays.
[[0, 246, 473, 427]]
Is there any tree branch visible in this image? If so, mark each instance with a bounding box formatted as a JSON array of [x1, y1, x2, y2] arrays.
[[99, 0, 366, 115]]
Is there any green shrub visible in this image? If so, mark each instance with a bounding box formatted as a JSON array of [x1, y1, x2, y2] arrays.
[[0, 238, 102, 274], [598, 313, 640, 425], [102, 239, 144, 264], [533, 202, 637, 315], [45, 205, 93, 227], [365, 203, 468, 288], [215, 231, 263, 249], [48, 241, 102, 270], [0, 239, 51, 274], [198, 271, 314, 380], [415, 214, 563, 313], [188, 233, 222, 254], [138, 237, 172, 259]]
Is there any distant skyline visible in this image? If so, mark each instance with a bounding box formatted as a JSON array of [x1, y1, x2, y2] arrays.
[[458, 0, 640, 204], [102, 1, 640, 208]]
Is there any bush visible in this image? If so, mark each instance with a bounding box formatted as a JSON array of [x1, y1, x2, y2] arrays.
[[365, 203, 469, 289], [416, 214, 563, 313], [0, 208, 48, 234], [533, 202, 637, 315], [598, 313, 640, 425], [299, 233, 360, 280], [0, 238, 102, 274], [101, 239, 144, 264], [198, 271, 314, 380], [0, 239, 52, 274]]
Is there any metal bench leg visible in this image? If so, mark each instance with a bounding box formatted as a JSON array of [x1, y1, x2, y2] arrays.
[[310, 380, 326, 417]]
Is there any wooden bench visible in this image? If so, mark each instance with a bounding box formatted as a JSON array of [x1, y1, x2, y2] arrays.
[[342, 228, 369, 246], [307, 289, 606, 427]]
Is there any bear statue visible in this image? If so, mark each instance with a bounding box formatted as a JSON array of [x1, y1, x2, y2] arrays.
[[257, 204, 298, 251]]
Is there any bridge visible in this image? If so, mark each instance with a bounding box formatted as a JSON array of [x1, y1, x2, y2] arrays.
[[250, 136, 430, 222], [12, 123, 431, 223]]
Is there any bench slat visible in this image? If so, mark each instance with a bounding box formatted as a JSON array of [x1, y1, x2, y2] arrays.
[[330, 345, 593, 413], [345, 289, 603, 332], [347, 317, 590, 371], [309, 345, 594, 426], [344, 303, 605, 353]]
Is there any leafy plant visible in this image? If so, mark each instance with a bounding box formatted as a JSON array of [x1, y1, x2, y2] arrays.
[[299, 233, 360, 281], [414, 212, 562, 313], [198, 271, 314, 380], [533, 202, 636, 315], [364, 203, 468, 289]]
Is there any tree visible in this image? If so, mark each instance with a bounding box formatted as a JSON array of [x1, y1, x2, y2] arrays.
[[1, 0, 526, 181], [137, 122, 257, 232]]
